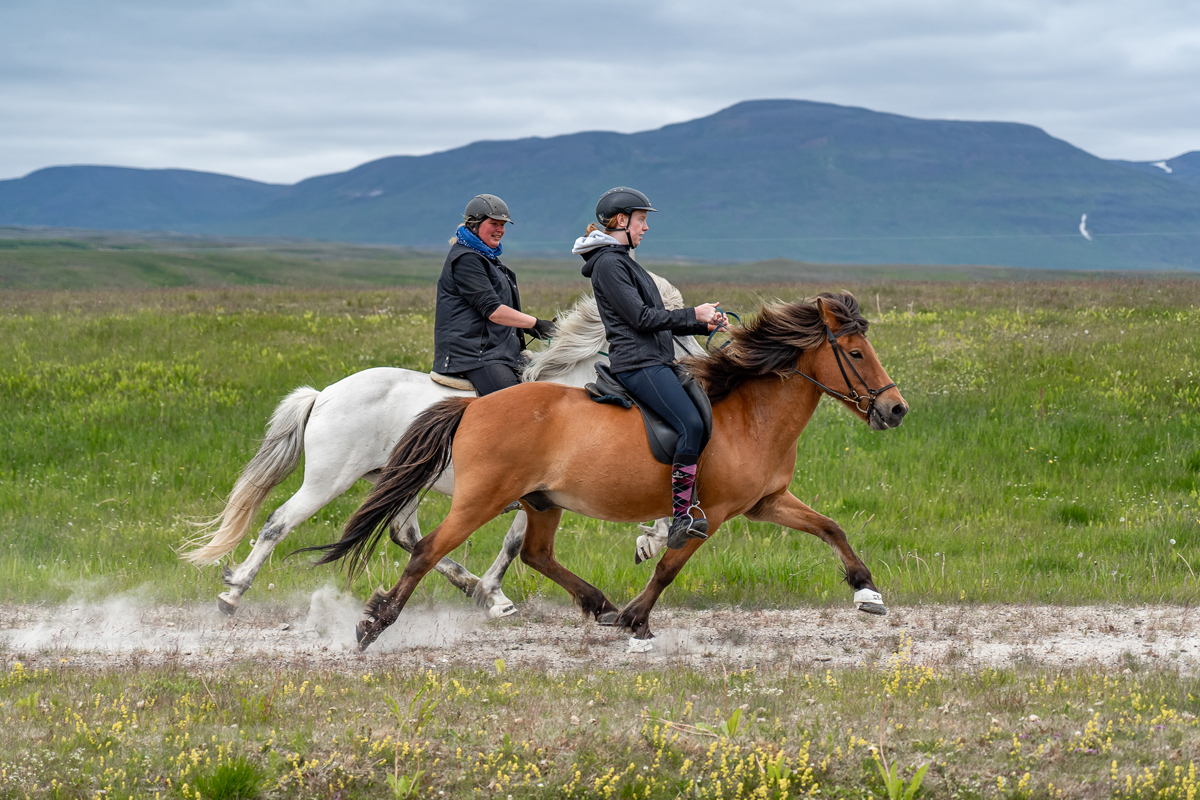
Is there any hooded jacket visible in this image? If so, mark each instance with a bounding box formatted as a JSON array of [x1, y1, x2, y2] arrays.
[[433, 243, 524, 373], [576, 232, 708, 372]]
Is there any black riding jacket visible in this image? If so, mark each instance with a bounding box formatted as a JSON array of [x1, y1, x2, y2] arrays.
[[581, 245, 708, 372], [433, 243, 525, 374]]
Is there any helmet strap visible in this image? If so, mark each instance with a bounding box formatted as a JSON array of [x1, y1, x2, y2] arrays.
[[607, 213, 632, 247]]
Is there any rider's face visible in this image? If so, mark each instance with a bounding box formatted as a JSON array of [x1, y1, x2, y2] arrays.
[[477, 218, 507, 248], [626, 210, 649, 247]]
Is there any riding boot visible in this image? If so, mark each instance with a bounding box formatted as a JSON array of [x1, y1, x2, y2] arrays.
[[666, 455, 709, 549]]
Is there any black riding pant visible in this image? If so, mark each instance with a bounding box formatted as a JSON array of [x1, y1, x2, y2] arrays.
[[462, 363, 520, 396], [615, 365, 705, 458]]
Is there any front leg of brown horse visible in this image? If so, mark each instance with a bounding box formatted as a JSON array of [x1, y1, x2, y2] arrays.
[[745, 489, 886, 615], [518, 505, 620, 621], [607, 530, 715, 640]]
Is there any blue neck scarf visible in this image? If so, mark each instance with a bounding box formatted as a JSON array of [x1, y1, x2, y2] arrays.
[[456, 225, 502, 259]]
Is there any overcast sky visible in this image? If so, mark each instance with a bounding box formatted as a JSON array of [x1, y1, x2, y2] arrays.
[[2, 0, 1198, 184]]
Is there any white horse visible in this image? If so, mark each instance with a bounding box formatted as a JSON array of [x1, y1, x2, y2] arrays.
[[183, 274, 697, 617]]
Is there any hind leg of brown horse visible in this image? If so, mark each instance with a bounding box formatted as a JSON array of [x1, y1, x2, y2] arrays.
[[517, 506, 619, 621], [745, 489, 885, 614], [608, 530, 716, 640], [356, 499, 507, 650]]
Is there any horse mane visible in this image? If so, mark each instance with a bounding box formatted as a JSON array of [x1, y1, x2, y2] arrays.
[[683, 292, 868, 403], [523, 271, 683, 383]]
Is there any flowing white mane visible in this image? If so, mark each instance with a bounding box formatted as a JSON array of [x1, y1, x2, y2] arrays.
[[523, 272, 685, 383]]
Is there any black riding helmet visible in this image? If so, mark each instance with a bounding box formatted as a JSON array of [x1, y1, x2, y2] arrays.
[[463, 194, 514, 229], [595, 187, 656, 228]]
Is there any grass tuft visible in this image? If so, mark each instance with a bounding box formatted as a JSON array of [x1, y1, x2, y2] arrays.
[[192, 753, 267, 800], [1056, 503, 1095, 526]]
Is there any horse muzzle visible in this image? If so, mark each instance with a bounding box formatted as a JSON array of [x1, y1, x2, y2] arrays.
[[868, 400, 908, 431]]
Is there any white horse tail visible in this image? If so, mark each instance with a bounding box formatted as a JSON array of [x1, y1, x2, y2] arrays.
[[182, 386, 319, 566]]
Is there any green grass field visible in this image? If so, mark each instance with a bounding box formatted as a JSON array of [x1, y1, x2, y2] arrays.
[[2, 270, 1198, 610], [4, 238, 1200, 799], [4, 651, 1200, 799]]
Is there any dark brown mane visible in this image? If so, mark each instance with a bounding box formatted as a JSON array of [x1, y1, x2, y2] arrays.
[[683, 292, 868, 403]]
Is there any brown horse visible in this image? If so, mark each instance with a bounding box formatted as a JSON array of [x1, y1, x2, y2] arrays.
[[305, 293, 908, 650]]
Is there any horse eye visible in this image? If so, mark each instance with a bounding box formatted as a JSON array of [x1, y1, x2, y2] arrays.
[[849, 350, 864, 360]]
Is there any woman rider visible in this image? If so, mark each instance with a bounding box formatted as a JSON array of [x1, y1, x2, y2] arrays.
[[574, 187, 727, 548], [433, 194, 555, 395]]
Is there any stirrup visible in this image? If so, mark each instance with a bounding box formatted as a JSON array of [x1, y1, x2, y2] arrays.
[[666, 505, 709, 550]]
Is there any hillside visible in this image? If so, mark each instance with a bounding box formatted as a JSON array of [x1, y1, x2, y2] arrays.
[[1, 100, 1199, 269], [1112, 151, 1200, 188], [0, 166, 287, 230]]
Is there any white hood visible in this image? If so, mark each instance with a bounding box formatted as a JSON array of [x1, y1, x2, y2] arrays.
[[572, 229, 622, 255]]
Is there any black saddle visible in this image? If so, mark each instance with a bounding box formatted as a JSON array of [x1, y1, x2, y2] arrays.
[[585, 363, 713, 465]]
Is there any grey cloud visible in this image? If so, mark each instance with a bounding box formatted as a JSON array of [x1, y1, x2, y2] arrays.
[[1, 0, 1198, 182]]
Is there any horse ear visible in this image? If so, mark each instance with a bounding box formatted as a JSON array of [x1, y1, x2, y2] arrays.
[[815, 297, 840, 333]]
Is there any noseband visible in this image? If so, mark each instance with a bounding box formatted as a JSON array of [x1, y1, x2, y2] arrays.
[[789, 325, 897, 417]]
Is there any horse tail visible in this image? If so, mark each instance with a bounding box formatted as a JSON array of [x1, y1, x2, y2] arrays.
[[181, 386, 319, 566], [297, 396, 471, 579]]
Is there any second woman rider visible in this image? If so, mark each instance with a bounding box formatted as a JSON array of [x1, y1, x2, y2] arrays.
[[433, 194, 555, 395], [573, 187, 727, 549]]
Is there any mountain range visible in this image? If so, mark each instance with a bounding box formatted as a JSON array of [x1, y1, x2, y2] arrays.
[[2, 99, 1198, 269]]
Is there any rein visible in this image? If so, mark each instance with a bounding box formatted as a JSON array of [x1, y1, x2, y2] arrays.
[[704, 310, 742, 352], [787, 325, 897, 417]]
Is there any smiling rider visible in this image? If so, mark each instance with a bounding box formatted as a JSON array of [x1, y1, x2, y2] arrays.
[[433, 194, 555, 395]]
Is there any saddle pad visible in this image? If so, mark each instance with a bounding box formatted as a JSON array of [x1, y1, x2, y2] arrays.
[[585, 362, 712, 465], [430, 372, 476, 392]]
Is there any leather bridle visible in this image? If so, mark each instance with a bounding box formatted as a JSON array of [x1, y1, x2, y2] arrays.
[[705, 310, 897, 419], [788, 324, 897, 418]]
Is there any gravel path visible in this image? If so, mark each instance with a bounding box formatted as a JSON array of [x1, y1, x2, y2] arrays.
[[3, 588, 1198, 673]]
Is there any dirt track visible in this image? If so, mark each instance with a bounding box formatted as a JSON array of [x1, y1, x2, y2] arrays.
[[3, 588, 1199, 674]]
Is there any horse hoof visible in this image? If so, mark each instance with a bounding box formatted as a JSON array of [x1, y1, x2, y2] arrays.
[[853, 589, 885, 615], [597, 611, 620, 626], [216, 594, 238, 616], [627, 636, 654, 653], [634, 535, 653, 564], [355, 621, 377, 651], [488, 601, 517, 619]]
